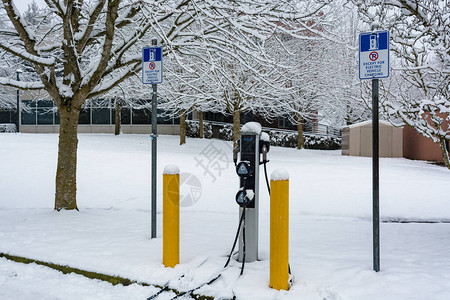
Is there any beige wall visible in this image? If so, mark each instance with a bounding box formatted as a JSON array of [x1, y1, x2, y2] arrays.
[[349, 126, 361, 156], [20, 125, 59, 133], [21, 124, 181, 135], [342, 121, 403, 158], [341, 127, 349, 155]]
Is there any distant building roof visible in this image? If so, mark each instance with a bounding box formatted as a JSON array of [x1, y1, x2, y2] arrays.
[[344, 120, 402, 129]]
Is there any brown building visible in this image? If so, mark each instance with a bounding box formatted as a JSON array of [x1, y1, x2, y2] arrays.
[[342, 119, 448, 164], [403, 125, 445, 163]]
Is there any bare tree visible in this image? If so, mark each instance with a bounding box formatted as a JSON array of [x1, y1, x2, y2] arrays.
[[0, 0, 336, 210]]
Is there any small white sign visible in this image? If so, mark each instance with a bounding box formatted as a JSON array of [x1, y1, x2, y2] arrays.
[[142, 46, 163, 84], [359, 31, 389, 80]]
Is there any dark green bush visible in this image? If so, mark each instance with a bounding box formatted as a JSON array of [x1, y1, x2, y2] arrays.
[[185, 121, 341, 150]]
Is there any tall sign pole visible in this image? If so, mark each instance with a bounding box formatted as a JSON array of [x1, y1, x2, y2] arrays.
[[359, 24, 389, 272], [371, 23, 380, 273], [16, 69, 22, 133], [143, 39, 163, 239], [372, 67, 380, 272], [151, 39, 158, 239]]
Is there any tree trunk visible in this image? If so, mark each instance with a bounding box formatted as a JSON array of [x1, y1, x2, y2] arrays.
[[439, 138, 450, 169], [233, 109, 240, 148], [180, 110, 186, 145], [55, 108, 80, 210], [198, 110, 204, 139], [114, 99, 120, 135], [297, 123, 304, 150]]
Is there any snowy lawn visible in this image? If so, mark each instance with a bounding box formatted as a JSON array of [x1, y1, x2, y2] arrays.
[[1, 133, 450, 299]]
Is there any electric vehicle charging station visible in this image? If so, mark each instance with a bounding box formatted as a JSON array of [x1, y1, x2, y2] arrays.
[[148, 125, 283, 299], [233, 122, 270, 263]]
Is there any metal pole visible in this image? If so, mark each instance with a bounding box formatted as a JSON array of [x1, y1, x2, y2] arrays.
[[371, 22, 380, 273], [16, 70, 21, 133], [151, 39, 158, 239], [372, 77, 380, 272]]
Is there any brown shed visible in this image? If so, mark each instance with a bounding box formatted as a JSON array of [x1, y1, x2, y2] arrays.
[[342, 120, 403, 157], [403, 125, 445, 163]]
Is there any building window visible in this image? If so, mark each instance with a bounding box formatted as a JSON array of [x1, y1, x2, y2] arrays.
[[55, 111, 60, 124], [0, 110, 17, 124], [285, 118, 295, 130], [78, 106, 91, 124], [157, 109, 175, 124], [119, 107, 131, 124], [37, 100, 54, 125], [132, 108, 151, 124], [21, 100, 37, 125], [18, 99, 179, 127], [92, 107, 110, 124], [91, 99, 111, 124]]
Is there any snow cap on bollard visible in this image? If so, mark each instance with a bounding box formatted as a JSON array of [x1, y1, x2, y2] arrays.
[[163, 164, 180, 175], [271, 169, 289, 181]]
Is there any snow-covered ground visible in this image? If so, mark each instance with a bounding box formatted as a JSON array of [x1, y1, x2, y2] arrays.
[[0, 257, 159, 300], [1, 133, 449, 299]]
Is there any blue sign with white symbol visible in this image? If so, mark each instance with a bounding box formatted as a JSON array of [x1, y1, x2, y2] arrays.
[[142, 46, 163, 84], [359, 30, 389, 80]]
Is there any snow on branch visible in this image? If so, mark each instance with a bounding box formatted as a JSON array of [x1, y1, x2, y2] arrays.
[[0, 77, 45, 90], [0, 42, 55, 66]]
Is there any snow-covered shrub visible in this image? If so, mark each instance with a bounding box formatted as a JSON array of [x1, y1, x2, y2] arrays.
[[0, 124, 16, 133], [304, 134, 341, 150], [268, 130, 341, 150], [204, 123, 213, 139], [186, 120, 199, 138], [268, 130, 297, 148], [186, 121, 341, 149], [186, 120, 213, 139], [217, 123, 233, 141]]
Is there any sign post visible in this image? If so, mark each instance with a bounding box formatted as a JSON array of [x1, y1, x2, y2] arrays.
[[143, 40, 163, 239], [16, 69, 22, 133], [359, 26, 389, 272]]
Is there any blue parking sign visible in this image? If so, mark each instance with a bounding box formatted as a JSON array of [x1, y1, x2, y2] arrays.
[[359, 31, 389, 80], [142, 46, 163, 84]]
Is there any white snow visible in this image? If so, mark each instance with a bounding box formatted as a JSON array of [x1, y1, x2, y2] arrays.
[[260, 131, 270, 142], [371, 20, 381, 30], [0, 43, 55, 66], [0, 258, 159, 300], [0, 77, 45, 90], [345, 119, 401, 129], [246, 189, 255, 201], [0, 134, 450, 299], [241, 122, 262, 134], [163, 164, 180, 175], [270, 169, 289, 181]]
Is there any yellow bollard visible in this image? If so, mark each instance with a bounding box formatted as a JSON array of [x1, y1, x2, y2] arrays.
[[270, 169, 290, 291], [163, 165, 180, 268]]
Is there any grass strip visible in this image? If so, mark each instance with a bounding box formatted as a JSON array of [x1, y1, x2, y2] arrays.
[[0, 252, 215, 299]]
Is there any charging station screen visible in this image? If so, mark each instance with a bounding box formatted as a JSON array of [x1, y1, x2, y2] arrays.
[[241, 136, 255, 155]]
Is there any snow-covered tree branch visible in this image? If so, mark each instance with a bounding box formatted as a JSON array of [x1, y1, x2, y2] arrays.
[[353, 0, 449, 169], [0, 0, 339, 210]]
